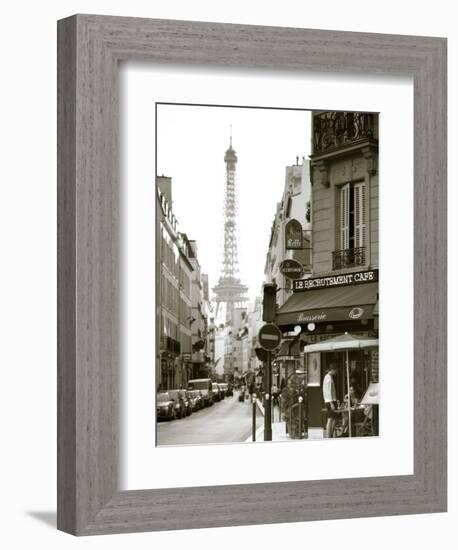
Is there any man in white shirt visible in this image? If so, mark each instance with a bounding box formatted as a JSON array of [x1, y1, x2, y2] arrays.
[[323, 364, 338, 437]]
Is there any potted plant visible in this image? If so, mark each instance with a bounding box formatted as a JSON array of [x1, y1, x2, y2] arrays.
[[280, 375, 307, 439]]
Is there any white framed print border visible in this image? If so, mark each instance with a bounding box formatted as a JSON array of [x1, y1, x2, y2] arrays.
[[57, 14, 447, 535]]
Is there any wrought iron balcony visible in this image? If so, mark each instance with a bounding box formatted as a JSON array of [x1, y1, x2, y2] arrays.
[[161, 335, 181, 355], [312, 112, 377, 155], [332, 247, 366, 270]]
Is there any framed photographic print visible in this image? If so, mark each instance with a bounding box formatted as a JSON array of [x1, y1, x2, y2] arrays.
[[57, 14, 447, 535], [154, 103, 378, 447], [122, 63, 409, 490]]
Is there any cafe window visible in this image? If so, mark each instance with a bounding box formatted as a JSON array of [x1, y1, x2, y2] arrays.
[[340, 182, 366, 251]]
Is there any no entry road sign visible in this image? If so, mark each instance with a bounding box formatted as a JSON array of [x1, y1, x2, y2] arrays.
[[258, 323, 282, 351]]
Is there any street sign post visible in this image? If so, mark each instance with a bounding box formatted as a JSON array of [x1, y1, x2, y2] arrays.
[[258, 323, 282, 441], [258, 323, 282, 352]]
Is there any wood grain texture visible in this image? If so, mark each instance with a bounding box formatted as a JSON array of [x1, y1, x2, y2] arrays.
[[57, 14, 447, 535], [57, 15, 77, 534]]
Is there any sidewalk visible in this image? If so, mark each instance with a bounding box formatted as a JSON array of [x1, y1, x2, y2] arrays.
[[247, 420, 290, 442], [244, 398, 290, 442]]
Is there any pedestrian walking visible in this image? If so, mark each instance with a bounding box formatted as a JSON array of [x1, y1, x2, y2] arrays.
[[323, 364, 338, 437]]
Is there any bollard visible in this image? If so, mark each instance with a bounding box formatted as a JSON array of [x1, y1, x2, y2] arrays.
[[252, 393, 257, 442], [264, 393, 272, 441], [298, 396, 303, 440]]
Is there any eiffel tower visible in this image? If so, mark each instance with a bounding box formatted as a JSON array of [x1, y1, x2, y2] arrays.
[[212, 132, 248, 324]]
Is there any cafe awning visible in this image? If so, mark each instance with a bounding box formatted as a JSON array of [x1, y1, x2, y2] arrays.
[[275, 282, 378, 326]]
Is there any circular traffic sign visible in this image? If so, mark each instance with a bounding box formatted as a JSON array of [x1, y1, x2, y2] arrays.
[[279, 259, 303, 280], [258, 323, 282, 351]]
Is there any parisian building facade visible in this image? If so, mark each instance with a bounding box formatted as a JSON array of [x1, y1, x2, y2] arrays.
[[157, 176, 212, 391], [261, 112, 379, 437], [263, 158, 313, 387], [274, 111, 380, 436]]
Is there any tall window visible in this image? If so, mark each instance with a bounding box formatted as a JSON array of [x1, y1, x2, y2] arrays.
[[340, 182, 366, 251], [335, 182, 366, 269]]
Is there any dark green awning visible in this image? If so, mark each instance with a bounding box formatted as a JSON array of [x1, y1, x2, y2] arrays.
[[275, 282, 378, 326]]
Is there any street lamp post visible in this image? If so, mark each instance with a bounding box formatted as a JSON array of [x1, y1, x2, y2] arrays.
[[258, 323, 281, 442]]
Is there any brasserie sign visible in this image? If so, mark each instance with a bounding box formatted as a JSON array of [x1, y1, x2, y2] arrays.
[[279, 259, 303, 279], [293, 269, 378, 292]]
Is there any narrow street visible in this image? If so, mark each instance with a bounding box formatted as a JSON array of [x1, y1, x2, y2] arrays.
[[156, 391, 263, 446]]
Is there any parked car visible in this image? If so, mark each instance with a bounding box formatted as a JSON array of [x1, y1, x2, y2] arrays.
[[196, 390, 205, 409], [219, 383, 230, 397], [156, 392, 176, 421], [226, 383, 233, 397], [217, 383, 226, 399], [212, 382, 221, 402], [187, 390, 203, 411], [181, 389, 193, 416], [188, 378, 214, 406], [167, 389, 187, 418]]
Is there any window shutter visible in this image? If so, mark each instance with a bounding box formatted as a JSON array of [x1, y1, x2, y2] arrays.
[[354, 183, 366, 249], [340, 183, 350, 249]]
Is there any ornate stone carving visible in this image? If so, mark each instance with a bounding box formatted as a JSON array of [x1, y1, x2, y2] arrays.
[[312, 111, 378, 155], [311, 159, 330, 187], [362, 145, 377, 175]]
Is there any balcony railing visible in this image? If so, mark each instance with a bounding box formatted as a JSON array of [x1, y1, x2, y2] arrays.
[[161, 335, 181, 355], [332, 247, 366, 270]]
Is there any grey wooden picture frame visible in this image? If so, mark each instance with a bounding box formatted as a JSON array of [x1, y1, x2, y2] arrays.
[[57, 14, 447, 536]]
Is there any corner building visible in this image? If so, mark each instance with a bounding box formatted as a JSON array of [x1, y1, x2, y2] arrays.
[[276, 111, 379, 437]]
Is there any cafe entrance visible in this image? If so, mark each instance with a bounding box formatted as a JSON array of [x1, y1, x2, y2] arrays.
[[320, 349, 371, 405]]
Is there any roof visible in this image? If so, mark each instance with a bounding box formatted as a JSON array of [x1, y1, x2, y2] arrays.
[[275, 282, 378, 326]]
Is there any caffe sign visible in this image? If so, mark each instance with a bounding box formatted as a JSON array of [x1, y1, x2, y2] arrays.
[[279, 259, 303, 280], [293, 269, 378, 292], [285, 219, 303, 249]]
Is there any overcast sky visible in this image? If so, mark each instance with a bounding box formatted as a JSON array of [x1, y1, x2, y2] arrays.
[[157, 104, 311, 303]]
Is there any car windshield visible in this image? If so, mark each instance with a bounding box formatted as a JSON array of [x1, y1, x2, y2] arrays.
[[188, 380, 210, 390], [157, 393, 170, 402], [168, 390, 179, 400]]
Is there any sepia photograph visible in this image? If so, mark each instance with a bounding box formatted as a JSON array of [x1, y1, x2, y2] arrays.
[[156, 103, 379, 446]]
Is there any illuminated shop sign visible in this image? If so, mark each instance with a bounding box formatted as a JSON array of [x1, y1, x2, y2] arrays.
[[293, 269, 378, 292]]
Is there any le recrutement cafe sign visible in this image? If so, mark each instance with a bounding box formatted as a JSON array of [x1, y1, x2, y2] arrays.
[[275, 269, 379, 326], [293, 269, 378, 292]]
